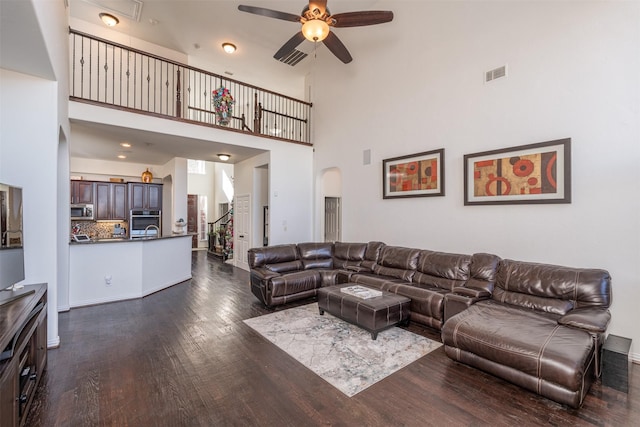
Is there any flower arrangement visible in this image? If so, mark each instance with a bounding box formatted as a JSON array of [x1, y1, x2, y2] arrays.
[[212, 86, 234, 126]]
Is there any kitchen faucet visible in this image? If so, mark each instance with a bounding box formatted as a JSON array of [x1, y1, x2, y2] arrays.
[[144, 224, 160, 237]]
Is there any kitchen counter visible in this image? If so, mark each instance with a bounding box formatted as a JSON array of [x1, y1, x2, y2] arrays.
[[69, 233, 193, 307], [69, 233, 195, 244]]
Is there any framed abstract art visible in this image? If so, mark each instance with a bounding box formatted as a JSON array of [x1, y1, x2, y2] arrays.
[[464, 138, 571, 205], [383, 149, 444, 199]]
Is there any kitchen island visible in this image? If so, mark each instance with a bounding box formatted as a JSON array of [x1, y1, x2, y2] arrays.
[[69, 234, 193, 307]]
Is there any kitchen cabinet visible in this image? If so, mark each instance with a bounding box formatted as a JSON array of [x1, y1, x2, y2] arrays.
[[0, 284, 47, 427], [95, 182, 127, 220], [70, 180, 94, 204], [128, 183, 162, 211]]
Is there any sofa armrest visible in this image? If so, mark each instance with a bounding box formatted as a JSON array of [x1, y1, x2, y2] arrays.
[[451, 286, 491, 299], [444, 292, 484, 323], [558, 307, 612, 333], [251, 267, 281, 283]]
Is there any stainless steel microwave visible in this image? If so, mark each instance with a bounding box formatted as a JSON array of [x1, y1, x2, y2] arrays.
[[71, 204, 94, 220]]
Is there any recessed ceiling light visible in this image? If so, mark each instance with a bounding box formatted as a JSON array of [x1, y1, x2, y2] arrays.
[[120, 142, 132, 148], [117, 154, 127, 159], [222, 43, 237, 54], [99, 13, 119, 27], [217, 154, 231, 161]]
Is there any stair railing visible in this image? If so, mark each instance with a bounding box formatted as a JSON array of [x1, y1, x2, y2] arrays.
[[69, 29, 312, 145]]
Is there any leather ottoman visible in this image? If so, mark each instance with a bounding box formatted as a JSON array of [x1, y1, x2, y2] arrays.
[[317, 284, 411, 339]]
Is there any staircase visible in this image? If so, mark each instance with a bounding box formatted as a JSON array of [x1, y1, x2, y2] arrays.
[[208, 209, 233, 261]]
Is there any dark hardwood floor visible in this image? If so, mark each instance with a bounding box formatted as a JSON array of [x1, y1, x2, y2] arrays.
[[27, 251, 638, 426]]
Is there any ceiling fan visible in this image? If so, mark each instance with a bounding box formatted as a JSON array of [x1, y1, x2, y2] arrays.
[[238, 1, 394, 64]]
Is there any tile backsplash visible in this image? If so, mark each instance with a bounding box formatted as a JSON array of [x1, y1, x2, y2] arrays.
[[71, 221, 128, 239]]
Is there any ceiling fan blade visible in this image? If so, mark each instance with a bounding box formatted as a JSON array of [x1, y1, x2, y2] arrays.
[[238, 5, 301, 23], [274, 32, 306, 60], [331, 11, 394, 28], [309, 1, 328, 16], [322, 31, 352, 64]]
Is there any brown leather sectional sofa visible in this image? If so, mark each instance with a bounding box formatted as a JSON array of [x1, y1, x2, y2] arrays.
[[247, 241, 612, 408]]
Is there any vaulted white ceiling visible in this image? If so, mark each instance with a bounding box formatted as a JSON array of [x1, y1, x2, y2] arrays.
[[66, 0, 396, 165]]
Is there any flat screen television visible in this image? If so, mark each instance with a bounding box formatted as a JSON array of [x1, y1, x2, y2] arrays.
[[0, 183, 33, 306]]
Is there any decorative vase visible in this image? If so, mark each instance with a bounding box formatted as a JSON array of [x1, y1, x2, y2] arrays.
[[141, 168, 153, 183], [216, 101, 231, 126]]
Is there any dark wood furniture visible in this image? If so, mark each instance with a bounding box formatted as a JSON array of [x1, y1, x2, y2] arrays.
[[0, 284, 47, 427], [317, 284, 410, 340], [128, 183, 162, 211], [95, 182, 127, 221], [70, 180, 94, 204]]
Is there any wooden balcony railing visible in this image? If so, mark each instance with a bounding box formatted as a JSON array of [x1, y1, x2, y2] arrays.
[[69, 29, 312, 145]]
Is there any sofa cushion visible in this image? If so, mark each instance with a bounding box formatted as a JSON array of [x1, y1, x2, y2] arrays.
[[248, 244, 298, 268], [390, 282, 450, 322], [298, 242, 334, 270], [270, 270, 321, 297], [442, 300, 595, 392], [466, 253, 501, 292], [361, 241, 385, 270], [413, 250, 471, 291], [494, 259, 611, 315], [265, 260, 304, 273], [333, 242, 367, 269], [350, 273, 408, 292], [372, 246, 420, 281]]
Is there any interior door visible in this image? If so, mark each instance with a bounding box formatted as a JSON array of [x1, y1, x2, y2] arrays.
[[236, 194, 250, 271], [187, 194, 198, 248], [324, 197, 341, 242]]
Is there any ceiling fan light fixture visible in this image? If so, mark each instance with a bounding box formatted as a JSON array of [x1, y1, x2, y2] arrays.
[[302, 19, 330, 42], [222, 43, 237, 54], [99, 13, 119, 27], [217, 154, 231, 161]]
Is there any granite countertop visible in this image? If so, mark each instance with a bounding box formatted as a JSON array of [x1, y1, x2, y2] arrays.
[[69, 233, 194, 245]]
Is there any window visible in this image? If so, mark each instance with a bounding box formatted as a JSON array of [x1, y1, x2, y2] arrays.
[[188, 159, 206, 175]]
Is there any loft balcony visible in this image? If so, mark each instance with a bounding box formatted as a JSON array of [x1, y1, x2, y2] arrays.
[[69, 29, 313, 146]]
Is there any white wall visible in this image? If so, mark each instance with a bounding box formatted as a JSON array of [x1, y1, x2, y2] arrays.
[[188, 161, 216, 248], [69, 17, 188, 65], [312, 1, 640, 359], [0, 0, 70, 347], [157, 157, 188, 235], [0, 70, 61, 347], [70, 157, 163, 183], [235, 144, 313, 250], [214, 162, 234, 218]]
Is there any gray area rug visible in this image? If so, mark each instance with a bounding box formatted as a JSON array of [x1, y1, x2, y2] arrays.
[[243, 303, 442, 397]]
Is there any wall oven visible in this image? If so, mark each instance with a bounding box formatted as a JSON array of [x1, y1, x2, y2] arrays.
[[70, 204, 94, 221], [129, 210, 161, 238]]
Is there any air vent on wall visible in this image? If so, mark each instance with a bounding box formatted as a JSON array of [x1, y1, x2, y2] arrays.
[[277, 49, 308, 66], [485, 65, 507, 83]]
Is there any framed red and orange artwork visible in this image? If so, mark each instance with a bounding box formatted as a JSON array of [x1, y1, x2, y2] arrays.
[[464, 138, 571, 205], [383, 149, 444, 199]]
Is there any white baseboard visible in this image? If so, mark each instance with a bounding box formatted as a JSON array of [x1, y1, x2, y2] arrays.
[[48, 336, 60, 349]]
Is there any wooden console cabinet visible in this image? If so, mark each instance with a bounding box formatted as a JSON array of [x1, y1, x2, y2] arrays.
[[0, 284, 47, 427]]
